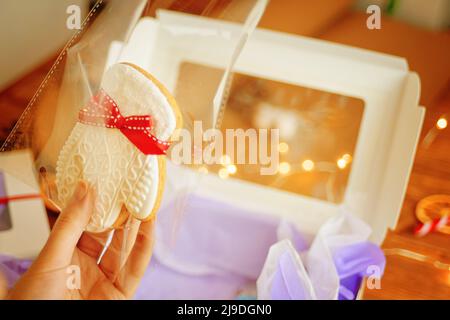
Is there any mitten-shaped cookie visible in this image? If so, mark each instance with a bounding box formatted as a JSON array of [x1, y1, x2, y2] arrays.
[[56, 63, 181, 233]]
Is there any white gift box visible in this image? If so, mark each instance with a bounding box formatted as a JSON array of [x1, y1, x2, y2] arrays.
[[111, 10, 425, 245], [0, 150, 50, 258]]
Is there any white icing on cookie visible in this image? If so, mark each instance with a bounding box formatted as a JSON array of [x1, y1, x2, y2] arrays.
[[55, 64, 176, 233]]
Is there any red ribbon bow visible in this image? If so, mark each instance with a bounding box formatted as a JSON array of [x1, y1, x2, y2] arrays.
[[78, 90, 170, 155]]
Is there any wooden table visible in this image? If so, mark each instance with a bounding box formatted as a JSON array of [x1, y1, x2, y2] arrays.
[[362, 91, 450, 299]]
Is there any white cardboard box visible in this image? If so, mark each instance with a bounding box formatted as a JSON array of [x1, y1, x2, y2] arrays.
[[113, 11, 425, 244], [0, 150, 50, 258]]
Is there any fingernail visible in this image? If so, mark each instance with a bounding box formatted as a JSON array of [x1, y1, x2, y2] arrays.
[[74, 181, 88, 201]]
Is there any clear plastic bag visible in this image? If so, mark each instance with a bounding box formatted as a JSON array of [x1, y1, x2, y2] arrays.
[[3, 0, 265, 201], [0, 0, 266, 290]]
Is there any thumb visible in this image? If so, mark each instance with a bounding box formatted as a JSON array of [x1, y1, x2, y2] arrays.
[[34, 181, 95, 270]]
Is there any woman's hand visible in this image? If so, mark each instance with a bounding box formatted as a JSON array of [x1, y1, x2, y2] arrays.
[[7, 181, 155, 300]]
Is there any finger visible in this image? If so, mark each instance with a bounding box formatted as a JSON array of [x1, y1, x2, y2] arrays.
[[115, 217, 155, 297], [77, 231, 107, 259], [33, 181, 95, 270], [98, 217, 141, 280], [78, 216, 141, 279], [78, 225, 124, 260]]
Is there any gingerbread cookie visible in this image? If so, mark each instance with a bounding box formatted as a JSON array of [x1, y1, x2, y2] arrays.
[[56, 63, 182, 233]]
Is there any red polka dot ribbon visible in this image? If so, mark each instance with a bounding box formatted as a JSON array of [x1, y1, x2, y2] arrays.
[[78, 89, 170, 155]]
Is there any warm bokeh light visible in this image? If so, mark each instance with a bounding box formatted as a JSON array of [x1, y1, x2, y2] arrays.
[[279, 142, 289, 153], [227, 164, 237, 174], [342, 153, 352, 163], [436, 117, 448, 130], [301, 159, 314, 172], [337, 158, 347, 169], [198, 166, 208, 174], [220, 155, 232, 165], [218, 168, 229, 179], [278, 162, 291, 175]]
